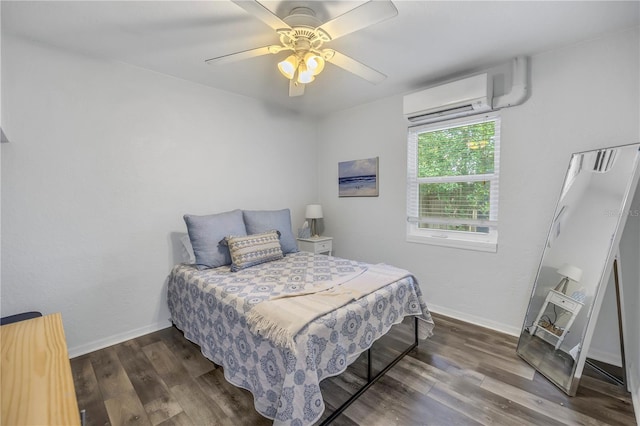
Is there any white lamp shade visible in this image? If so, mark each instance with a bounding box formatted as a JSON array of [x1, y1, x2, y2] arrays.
[[304, 52, 325, 75], [277, 55, 298, 80], [297, 62, 315, 84], [305, 204, 323, 219], [557, 263, 583, 282]]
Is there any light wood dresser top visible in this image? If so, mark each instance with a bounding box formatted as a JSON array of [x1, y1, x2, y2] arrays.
[[1, 312, 80, 425]]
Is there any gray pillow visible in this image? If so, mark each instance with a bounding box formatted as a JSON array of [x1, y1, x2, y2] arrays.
[[180, 234, 196, 264], [225, 230, 284, 272], [242, 209, 299, 254], [184, 209, 247, 269]]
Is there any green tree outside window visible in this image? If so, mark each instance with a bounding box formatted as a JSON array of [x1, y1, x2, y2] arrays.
[[417, 121, 496, 233]]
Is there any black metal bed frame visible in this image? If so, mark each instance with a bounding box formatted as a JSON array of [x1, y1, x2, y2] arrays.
[[319, 316, 420, 425]]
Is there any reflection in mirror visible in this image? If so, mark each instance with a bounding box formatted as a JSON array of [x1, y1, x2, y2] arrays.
[[517, 143, 640, 395]]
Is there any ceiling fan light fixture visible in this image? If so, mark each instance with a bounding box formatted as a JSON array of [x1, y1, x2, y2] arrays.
[[297, 62, 315, 84], [278, 54, 299, 79], [213, 0, 397, 96], [304, 52, 325, 76]]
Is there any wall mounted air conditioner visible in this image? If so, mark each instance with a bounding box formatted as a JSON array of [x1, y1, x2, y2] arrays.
[[403, 73, 493, 124]]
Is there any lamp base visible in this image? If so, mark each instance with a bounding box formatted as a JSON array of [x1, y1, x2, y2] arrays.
[[554, 277, 570, 294], [310, 219, 320, 238]]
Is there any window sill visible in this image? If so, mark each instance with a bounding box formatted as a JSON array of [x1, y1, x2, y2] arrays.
[[406, 234, 497, 253]]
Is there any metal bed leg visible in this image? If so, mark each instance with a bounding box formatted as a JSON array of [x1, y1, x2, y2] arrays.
[[319, 317, 420, 425]]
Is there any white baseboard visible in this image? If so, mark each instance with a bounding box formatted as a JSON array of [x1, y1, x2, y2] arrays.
[[68, 320, 172, 358], [586, 347, 622, 367], [428, 303, 522, 337]]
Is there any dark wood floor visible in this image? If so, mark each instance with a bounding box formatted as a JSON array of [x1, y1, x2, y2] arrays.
[[70, 313, 636, 425]]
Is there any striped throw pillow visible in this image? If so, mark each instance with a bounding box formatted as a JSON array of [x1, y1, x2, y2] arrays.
[[225, 230, 284, 272]]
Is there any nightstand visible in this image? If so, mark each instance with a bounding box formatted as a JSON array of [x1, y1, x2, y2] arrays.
[[297, 236, 333, 256], [530, 289, 583, 350]]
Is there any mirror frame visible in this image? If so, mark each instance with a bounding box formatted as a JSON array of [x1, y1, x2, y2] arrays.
[[517, 143, 640, 395]]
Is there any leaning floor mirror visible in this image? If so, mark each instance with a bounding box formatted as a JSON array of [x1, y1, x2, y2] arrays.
[[517, 143, 640, 395]]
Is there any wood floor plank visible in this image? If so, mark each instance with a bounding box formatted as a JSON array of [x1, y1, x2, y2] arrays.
[[133, 327, 174, 348], [142, 341, 190, 388], [338, 383, 415, 425], [444, 364, 486, 387], [579, 375, 633, 404], [104, 389, 152, 426], [386, 360, 438, 394], [90, 346, 136, 401], [162, 327, 216, 378], [170, 379, 229, 425], [570, 385, 636, 426], [325, 368, 367, 396], [115, 340, 171, 405], [476, 360, 568, 403], [155, 412, 193, 426], [69, 354, 111, 426], [478, 357, 536, 381], [319, 380, 361, 425], [480, 375, 606, 426], [425, 338, 492, 372], [370, 373, 485, 426], [396, 350, 460, 384], [464, 340, 536, 380], [143, 395, 184, 426], [322, 370, 397, 424], [195, 369, 272, 425], [317, 410, 359, 426], [426, 379, 559, 426], [439, 371, 566, 426], [478, 359, 634, 426]]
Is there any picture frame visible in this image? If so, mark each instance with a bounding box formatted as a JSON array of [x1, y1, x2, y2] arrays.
[[338, 157, 379, 197]]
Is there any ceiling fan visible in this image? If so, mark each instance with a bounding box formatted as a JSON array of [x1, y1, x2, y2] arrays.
[[205, 0, 398, 97]]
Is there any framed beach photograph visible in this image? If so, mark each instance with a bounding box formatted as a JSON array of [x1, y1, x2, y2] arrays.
[[338, 157, 379, 197]]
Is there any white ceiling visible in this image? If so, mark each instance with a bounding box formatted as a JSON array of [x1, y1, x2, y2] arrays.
[[3, 1, 638, 116]]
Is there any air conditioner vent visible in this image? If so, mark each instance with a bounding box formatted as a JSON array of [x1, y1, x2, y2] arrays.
[[592, 149, 617, 173], [403, 73, 493, 125]]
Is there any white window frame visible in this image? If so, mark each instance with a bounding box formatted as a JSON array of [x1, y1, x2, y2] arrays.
[[406, 112, 501, 252]]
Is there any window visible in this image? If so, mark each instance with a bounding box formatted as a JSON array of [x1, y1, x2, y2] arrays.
[[406, 112, 501, 252]]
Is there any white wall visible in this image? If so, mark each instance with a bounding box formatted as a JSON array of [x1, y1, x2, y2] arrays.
[[617, 183, 640, 412], [0, 36, 317, 355], [316, 26, 639, 342]]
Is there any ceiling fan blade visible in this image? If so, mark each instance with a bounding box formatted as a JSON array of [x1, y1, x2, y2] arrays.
[[326, 50, 387, 84], [205, 45, 276, 65], [317, 0, 398, 41], [289, 80, 305, 97], [231, 0, 292, 32]]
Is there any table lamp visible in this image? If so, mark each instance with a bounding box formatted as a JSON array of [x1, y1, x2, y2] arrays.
[[554, 263, 583, 295], [305, 204, 323, 238]]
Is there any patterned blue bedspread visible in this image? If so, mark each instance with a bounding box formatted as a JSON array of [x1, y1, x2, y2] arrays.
[[167, 251, 433, 425]]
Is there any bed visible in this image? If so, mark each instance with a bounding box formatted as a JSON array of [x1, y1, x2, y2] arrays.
[[168, 209, 434, 425]]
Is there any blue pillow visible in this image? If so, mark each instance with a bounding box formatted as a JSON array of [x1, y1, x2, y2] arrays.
[[184, 209, 247, 269], [242, 209, 299, 254]]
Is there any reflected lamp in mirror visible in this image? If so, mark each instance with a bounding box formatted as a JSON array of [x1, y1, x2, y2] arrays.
[[554, 263, 583, 295], [305, 204, 323, 237]]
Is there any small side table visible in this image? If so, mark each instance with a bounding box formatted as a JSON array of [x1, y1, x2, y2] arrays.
[[530, 289, 583, 350], [297, 236, 333, 256]]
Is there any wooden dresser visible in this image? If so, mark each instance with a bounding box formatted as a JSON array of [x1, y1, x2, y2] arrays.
[[1, 313, 81, 425]]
